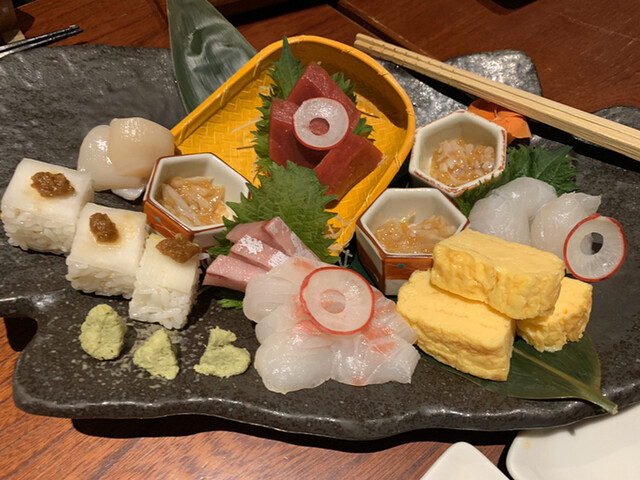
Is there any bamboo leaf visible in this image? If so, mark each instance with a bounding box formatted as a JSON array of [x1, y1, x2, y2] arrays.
[[421, 334, 618, 414], [167, 0, 256, 113]]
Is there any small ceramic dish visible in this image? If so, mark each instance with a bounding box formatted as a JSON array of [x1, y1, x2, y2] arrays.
[[143, 152, 249, 250], [409, 110, 507, 197], [506, 403, 640, 480], [355, 187, 468, 295], [420, 442, 508, 480]]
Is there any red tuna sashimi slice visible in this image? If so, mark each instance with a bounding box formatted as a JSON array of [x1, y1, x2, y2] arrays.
[[287, 62, 361, 130], [203, 254, 267, 292], [313, 132, 383, 200], [269, 98, 327, 169], [262, 217, 319, 261], [229, 234, 290, 270]]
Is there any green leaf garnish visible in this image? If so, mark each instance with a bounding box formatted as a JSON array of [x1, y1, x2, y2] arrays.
[[454, 145, 579, 216], [217, 299, 243, 309], [167, 0, 256, 113], [331, 71, 356, 103], [421, 334, 617, 414], [208, 161, 338, 263], [269, 37, 304, 100]]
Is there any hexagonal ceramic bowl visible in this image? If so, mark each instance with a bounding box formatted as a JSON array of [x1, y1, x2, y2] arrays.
[[408, 110, 507, 197], [143, 152, 250, 250], [355, 188, 469, 295]]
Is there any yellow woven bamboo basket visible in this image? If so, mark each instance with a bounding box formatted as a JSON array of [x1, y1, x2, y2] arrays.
[[172, 35, 415, 254]]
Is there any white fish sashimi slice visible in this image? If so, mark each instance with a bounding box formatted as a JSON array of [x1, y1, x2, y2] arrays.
[[243, 256, 323, 322], [530, 192, 601, 259], [246, 256, 420, 393], [469, 177, 557, 245], [255, 301, 300, 344], [254, 331, 333, 394], [77, 125, 146, 192], [330, 330, 419, 386], [243, 274, 300, 322], [267, 256, 323, 284], [370, 297, 418, 344]]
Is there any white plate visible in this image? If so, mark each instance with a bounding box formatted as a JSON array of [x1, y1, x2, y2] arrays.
[[507, 402, 640, 480], [420, 442, 508, 480]]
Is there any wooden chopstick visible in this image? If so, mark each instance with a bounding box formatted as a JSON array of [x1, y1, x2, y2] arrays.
[[354, 33, 640, 162], [0, 25, 82, 58]]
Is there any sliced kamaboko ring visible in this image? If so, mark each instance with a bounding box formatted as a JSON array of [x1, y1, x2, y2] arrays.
[[293, 97, 350, 150], [299, 267, 374, 335], [564, 213, 627, 282]]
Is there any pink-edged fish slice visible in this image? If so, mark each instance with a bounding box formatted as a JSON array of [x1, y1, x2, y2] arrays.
[[203, 254, 268, 292], [262, 217, 319, 260], [229, 234, 290, 271]]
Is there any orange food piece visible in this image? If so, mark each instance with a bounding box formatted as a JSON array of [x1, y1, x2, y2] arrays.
[[467, 99, 531, 144]]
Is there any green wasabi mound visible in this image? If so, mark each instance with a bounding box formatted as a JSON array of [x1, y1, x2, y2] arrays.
[[194, 327, 250, 378], [133, 328, 179, 380], [79, 304, 127, 360]]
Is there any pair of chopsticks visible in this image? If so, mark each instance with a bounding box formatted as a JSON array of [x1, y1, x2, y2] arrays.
[[353, 34, 640, 162], [0, 25, 82, 59]]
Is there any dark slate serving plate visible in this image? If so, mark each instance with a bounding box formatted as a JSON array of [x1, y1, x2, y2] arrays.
[[1, 45, 639, 440]]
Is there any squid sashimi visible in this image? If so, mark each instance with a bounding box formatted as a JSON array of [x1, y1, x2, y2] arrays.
[[468, 177, 557, 245], [530, 192, 601, 259], [244, 256, 420, 394]]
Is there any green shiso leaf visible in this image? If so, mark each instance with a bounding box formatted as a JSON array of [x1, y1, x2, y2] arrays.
[[167, 0, 257, 113], [269, 37, 305, 100], [208, 161, 338, 264], [454, 145, 579, 216], [217, 299, 243, 309], [421, 334, 618, 414], [331, 71, 356, 103]]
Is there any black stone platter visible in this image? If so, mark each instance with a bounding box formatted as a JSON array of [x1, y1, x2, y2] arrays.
[[1, 46, 638, 441]]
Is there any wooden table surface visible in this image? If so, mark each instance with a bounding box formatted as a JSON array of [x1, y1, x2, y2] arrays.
[[2, 0, 638, 478]]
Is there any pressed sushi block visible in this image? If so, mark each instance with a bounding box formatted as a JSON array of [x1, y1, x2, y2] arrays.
[[355, 188, 468, 295], [143, 152, 250, 250], [1, 158, 94, 254], [409, 110, 507, 198], [66, 203, 148, 298], [129, 233, 200, 330]]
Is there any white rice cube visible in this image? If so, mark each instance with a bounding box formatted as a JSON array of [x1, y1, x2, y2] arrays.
[[66, 203, 148, 298], [1, 158, 94, 254], [129, 233, 200, 329]]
